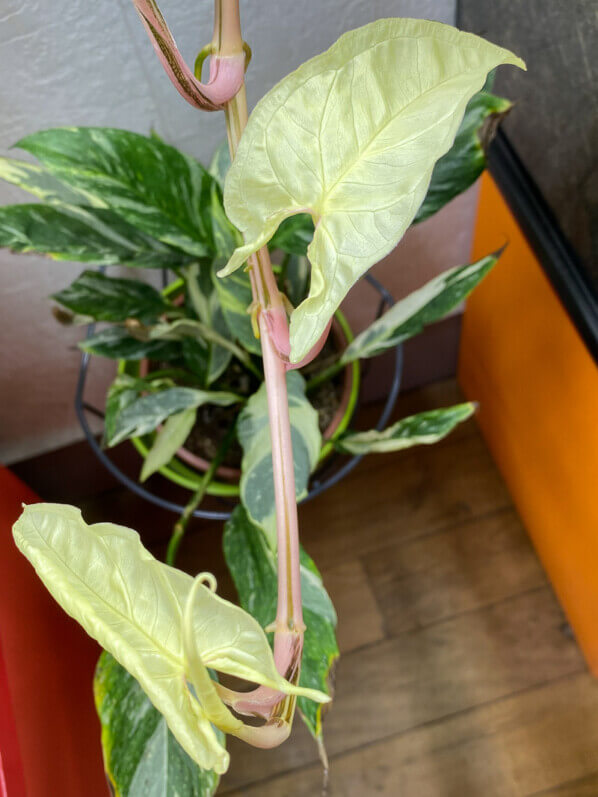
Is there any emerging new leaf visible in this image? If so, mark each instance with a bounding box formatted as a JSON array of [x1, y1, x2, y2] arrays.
[[132, 0, 245, 111], [220, 18, 524, 362]]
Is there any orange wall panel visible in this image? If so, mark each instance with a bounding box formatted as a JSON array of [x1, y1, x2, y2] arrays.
[[459, 173, 598, 674]]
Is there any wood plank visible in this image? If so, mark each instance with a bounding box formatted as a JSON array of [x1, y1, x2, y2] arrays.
[[220, 587, 584, 791], [363, 507, 547, 635], [323, 559, 385, 653], [530, 772, 598, 796], [298, 430, 512, 571], [224, 674, 598, 796]]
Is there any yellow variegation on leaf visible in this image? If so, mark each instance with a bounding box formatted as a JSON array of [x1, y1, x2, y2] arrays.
[[220, 18, 525, 362], [12, 504, 329, 774]]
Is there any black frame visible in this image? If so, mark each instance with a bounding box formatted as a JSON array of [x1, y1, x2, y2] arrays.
[[488, 130, 598, 365]]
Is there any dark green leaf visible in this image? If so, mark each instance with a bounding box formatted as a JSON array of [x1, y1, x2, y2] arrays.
[[17, 127, 217, 257], [342, 254, 498, 363], [0, 204, 188, 268], [336, 403, 476, 455], [269, 213, 314, 256], [284, 254, 310, 307], [79, 327, 183, 361], [52, 270, 169, 323], [108, 386, 240, 446], [181, 337, 209, 385], [414, 90, 512, 223], [223, 506, 338, 742], [94, 651, 221, 797]]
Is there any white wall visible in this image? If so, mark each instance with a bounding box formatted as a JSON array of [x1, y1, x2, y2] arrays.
[[0, 0, 458, 463]]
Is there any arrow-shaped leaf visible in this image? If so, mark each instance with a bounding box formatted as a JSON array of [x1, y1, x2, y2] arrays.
[[13, 504, 328, 774], [220, 18, 524, 363]]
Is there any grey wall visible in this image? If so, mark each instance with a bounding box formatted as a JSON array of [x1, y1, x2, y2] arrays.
[[459, 0, 598, 292], [0, 1, 460, 463]]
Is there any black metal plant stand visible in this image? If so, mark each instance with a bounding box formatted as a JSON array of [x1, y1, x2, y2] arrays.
[[75, 272, 403, 520]]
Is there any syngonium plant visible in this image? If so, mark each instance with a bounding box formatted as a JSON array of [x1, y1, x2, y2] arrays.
[[7, 2, 524, 793]]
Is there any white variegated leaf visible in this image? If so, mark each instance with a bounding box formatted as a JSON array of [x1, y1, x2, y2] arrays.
[[220, 19, 524, 362], [13, 504, 330, 774]]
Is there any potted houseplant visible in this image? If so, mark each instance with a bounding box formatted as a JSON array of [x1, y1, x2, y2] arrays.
[[4, 2, 524, 794]]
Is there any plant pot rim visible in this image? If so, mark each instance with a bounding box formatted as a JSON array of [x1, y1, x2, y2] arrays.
[[119, 280, 360, 498]]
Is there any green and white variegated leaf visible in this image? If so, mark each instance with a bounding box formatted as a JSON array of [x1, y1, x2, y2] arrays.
[[94, 652, 222, 796], [223, 506, 338, 741], [238, 371, 321, 543], [0, 157, 93, 205], [413, 90, 512, 223], [52, 270, 169, 324], [140, 407, 197, 481], [13, 504, 327, 774], [342, 254, 498, 362], [0, 204, 189, 268], [108, 386, 240, 446], [16, 128, 217, 257], [104, 374, 146, 447], [220, 18, 524, 363], [79, 327, 183, 362], [336, 403, 475, 455]]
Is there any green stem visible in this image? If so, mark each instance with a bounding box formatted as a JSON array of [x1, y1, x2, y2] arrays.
[[306, 358, 346, 392], [166, 422, 237, 566]]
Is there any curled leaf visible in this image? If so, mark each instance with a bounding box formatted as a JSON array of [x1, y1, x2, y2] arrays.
[[132, 0, 245, 110], [12, 504, 329, 773]]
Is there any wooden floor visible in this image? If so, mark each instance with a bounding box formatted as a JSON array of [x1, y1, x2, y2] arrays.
[[67, 380, 598, 796]]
